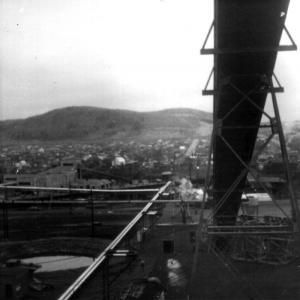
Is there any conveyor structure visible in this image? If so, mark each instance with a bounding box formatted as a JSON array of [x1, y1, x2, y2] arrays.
[[201, 0, 300, 228]]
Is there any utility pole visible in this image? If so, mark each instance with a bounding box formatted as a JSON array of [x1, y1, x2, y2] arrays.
[[90, 190, 95, 238], [2, 188, 9, 240]]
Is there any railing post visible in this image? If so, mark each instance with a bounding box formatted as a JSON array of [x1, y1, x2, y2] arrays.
[[91, 190, 95, 238], [102, 257, 110, 300], [2, 188, 9, 240]]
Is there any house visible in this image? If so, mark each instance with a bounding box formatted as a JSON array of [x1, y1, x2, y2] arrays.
[[3, 162, 78, 189], [112, 156, 126, 167]]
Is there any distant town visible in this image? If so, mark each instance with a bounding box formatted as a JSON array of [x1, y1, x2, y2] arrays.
[[0, 138, 208, 189], [1, 123, 300, 197]]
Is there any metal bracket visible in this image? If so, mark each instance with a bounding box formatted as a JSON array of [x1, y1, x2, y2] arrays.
[[200, 20, 214, 55], [203, 73, 284, 96], [201, 24, 297, 55], [202, 67, 215, 95]]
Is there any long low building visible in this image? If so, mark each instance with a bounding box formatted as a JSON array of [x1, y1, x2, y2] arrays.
[[3, 158, 79, 188]]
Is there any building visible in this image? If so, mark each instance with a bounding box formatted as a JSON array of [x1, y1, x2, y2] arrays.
[[3, 157, 79, 188], [74, 178, 111, 189]]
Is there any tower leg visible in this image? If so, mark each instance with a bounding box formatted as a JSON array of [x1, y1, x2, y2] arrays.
[[270, 79, 300, 233]]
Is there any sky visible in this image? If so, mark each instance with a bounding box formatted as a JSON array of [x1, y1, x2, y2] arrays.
[[0, 0, 300, 121]]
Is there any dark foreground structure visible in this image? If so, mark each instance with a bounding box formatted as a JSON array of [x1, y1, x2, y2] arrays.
[[202, 0, 300, 228], [1, 1, 300, 300]]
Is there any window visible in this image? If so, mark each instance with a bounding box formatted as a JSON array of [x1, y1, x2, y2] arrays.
[[162, 240, 174, 254]]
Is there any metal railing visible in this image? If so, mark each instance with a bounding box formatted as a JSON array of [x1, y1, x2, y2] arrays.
[[0, 185, 159, 193], [57, 181, 171, 300]]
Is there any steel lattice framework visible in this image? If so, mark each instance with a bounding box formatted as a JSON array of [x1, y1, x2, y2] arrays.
[[201, 0, 300, 231]]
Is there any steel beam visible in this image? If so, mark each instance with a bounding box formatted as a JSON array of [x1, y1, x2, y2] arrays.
[[270, 79, 300, 232], [0, 199, 204, 205], [0, 185, 159, 193], [57, 181, 171, 300]]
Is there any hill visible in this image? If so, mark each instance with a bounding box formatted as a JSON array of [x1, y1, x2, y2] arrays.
[[0, 107, 212, 143]]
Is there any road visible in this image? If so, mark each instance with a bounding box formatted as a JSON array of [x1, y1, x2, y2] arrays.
[[185, 138, 200, 158]]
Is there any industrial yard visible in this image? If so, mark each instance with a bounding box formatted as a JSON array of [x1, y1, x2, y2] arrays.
[[1, 0, 300, 299], [1, 190, 300, 299]]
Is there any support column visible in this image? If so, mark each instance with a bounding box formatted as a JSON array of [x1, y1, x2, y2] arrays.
[[102, 257, 110, 300], [90, 190, 95, 238], [270, 79, 300, 233]]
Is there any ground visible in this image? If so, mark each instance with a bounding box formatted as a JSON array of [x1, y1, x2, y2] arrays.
[[1, 200, 300, 299]]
